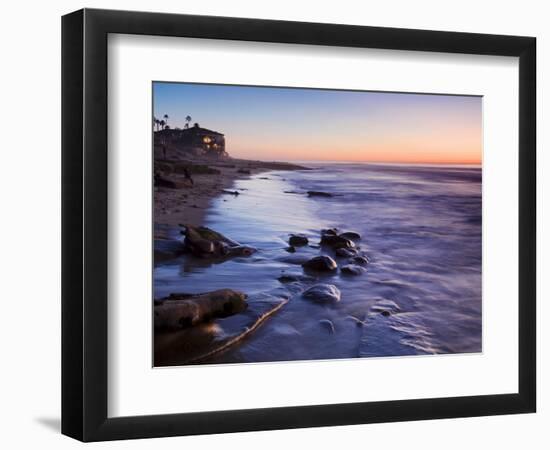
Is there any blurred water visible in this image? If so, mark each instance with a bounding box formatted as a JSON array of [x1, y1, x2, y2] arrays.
[[154, 163, 482, 363]]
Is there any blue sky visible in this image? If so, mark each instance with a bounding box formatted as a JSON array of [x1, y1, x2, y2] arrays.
[[153, 82, 482, 164]]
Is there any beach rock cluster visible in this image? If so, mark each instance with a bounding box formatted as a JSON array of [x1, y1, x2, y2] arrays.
[[294, 228, 368, 274], [181, 224, 256, 259], [154, 289, 248, 330], [275, 227, 370, 303]]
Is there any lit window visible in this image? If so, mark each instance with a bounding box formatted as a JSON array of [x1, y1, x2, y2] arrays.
[[203, 136, 212, 144]]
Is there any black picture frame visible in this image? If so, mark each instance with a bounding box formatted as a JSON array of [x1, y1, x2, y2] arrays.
[[62, 8, 536, 442]]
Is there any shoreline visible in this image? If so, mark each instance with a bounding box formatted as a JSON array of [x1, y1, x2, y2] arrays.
[[154, 157, 308, 233]]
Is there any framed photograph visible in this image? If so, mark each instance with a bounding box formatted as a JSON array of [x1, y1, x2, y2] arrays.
[[62, 8, 536, 441]]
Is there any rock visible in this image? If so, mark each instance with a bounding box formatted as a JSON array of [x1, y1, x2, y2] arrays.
[[335, 248, 357, 258], [307, 191, 333, 197], [351, 255, 369, 266], [320, 234, 355, 249], [302, 255, 338, 272], [341, 264, 366, 275], [339, 231, 361, 240], [319, 319, 336, 334], [285, 246, 296, 253], [154, 294, 288, 366], [302, 284, 341, 303], [237, 168, 251, 175], [154, 289, 248, 330], [182, 225, 255, 258], [289, 234, 309, 246], [222, 189, 240, 196], [184, 227, 216, 255]]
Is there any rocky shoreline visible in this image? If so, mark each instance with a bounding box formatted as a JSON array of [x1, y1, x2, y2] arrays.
[[154, 217, 381, 366]]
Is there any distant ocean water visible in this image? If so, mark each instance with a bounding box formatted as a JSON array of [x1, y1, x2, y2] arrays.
[[154, 163, 482, 363]]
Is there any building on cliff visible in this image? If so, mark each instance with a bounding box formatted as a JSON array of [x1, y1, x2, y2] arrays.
[[154, 123, 227, 159]]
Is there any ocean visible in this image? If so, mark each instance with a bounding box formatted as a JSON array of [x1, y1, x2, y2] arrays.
[[154, 163, 482, 364]]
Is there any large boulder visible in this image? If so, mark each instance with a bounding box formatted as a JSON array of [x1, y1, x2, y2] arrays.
[[302, 284, 341, 303], [182, 225, 255, 258], [302, 255, 338, 272], [154, 289, 248, 330]]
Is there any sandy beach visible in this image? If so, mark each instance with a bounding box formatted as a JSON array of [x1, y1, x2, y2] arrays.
[[154, 156, 307, 231]]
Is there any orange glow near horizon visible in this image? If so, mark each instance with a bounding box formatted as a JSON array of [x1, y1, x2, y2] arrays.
[[154, 83, 482, 165]]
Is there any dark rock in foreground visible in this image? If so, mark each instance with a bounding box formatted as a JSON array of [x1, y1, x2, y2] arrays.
[[302, 284, 341, 303], [154, 294, 289, 366], [302, 255, 338, 272], [289, 234, 309, 246], [341, 264, 366, 275], [183, 224, 255, 258], [154, 289, 247, 330]]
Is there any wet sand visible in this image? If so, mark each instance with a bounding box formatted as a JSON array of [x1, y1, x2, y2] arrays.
[[154, 157, 308, 231]]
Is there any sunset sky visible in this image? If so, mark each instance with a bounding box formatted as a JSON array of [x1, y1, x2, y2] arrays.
[[153, 82, 482, 165]]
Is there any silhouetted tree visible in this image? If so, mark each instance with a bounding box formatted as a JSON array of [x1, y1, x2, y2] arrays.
[[163, 114, 169, 128], [185, 115, 192, 129]]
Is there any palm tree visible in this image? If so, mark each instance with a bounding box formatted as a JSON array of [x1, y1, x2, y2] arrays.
[[153, 117, 159, 131], [163, 114, 169, 128], [185, 115, 192, 129]]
